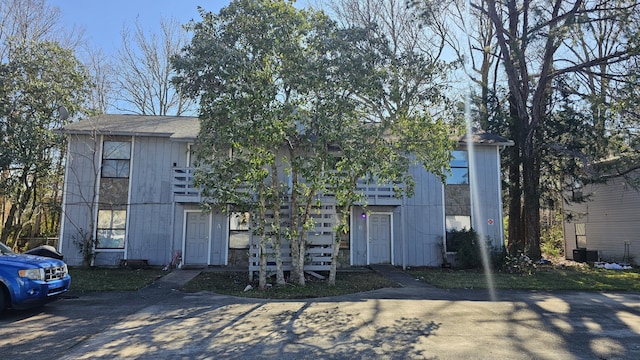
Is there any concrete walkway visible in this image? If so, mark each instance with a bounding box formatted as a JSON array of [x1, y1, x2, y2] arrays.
[[145, 268, 202, 290], [368, 264, 436, 288]]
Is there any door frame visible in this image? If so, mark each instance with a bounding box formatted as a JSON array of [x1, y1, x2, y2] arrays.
[[366, 211, 394, 265], [182, 210, 212, 265]]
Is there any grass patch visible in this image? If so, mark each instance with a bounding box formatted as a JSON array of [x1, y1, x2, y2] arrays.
[[408, 266, 640, 291], [66, 265, 640, 295], [69, 267, 165, 292], [183, 270, 399, 299]]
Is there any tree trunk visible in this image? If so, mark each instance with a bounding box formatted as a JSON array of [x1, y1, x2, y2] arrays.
[[507, 148, 523, 255], [258, 185, 267, 290], [296, 234, 306, 286], [521, 117, 543, 261], [522, 156, 542, 261], [329, 206, 349, 285], [1, 200, 19, 245], [270, 162, 285, 285], [507, 95, 524, 255], [295, 190, 316, 286], [1, 172, 35, 246], [289, 159, 303, 286], [81, 234, 92, 269]]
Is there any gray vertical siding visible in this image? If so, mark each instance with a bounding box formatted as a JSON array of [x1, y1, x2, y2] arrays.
[[126, 136, 184, 265], [61, 131, 508, 268], [173, 204, 229, 266], [172, 204, 187, 259], [563, 175, 640, 263], [60, 134, 191, 266], [401, 163, 446, 267], [349, 145, 507, 267], [468, 146, 504, 249], [59, 134, 101, 264]]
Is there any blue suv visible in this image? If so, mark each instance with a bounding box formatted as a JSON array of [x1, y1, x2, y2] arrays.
[[0, 241, 71, 314]]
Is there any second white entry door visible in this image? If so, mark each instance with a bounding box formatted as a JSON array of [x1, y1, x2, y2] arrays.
[[184, 212, 209, 265], [369, 213, 391, 264]]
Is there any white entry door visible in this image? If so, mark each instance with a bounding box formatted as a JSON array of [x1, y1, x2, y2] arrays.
[[184, 212, 209, 265], [369, 213, 392, 264]]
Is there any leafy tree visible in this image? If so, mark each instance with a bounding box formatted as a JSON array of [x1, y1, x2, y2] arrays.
[[0, 0, 90, 249], [326, 0, 458, 123], [316, 0, 459, 283], [473, 0, 640, 260], [173, 0, 455, 287], [0, 41, 91, 246], [613, 56, 640, 168]]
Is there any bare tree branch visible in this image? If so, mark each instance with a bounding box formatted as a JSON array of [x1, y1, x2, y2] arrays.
[[114, 17, 195, 116]]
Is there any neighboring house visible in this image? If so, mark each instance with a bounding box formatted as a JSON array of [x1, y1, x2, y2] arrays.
[[563, 171, 639, 265], [57, 114, 512, 270]]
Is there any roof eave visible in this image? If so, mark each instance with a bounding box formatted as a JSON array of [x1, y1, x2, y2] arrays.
[[458, 140, 515, 147], [55, 128, 176, 138]]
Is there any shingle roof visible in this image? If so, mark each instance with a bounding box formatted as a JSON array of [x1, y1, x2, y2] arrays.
[[57, 114, 199, 141], [457, 127, 514, 146], [58, 115, 514, 146]]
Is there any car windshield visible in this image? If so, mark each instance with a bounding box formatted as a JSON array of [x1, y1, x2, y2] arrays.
[[0, 242, 14, 255]]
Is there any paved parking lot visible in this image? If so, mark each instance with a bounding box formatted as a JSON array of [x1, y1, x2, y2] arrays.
[[1, 269, 639, 359]]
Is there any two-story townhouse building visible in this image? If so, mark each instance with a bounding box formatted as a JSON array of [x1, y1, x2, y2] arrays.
[[57, 114, 512, 270]]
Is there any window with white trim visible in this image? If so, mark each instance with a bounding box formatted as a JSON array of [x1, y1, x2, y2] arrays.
[[102, 141, 131, 178], [446, 150, 468, 184], [446, 215, 471, 232], [96, 210, 126, 249], [445, 215, 471, 252], [229, 212, 250, 249], [575, 223, 586, 248]]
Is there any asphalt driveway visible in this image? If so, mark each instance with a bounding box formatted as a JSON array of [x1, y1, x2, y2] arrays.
[[1, 269, 639, 359]]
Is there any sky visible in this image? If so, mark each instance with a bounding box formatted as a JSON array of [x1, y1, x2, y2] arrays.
[[49, 0, 227, 54], [50, 1, 314, 55], [45, 0, 314, 115]]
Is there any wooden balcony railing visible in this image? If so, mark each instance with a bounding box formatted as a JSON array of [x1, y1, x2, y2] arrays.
[[172, 167, 402, 205], [172, 168, 201, 202]]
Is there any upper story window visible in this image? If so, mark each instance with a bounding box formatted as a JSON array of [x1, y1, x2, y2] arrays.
[[102, 141, 131, 178], [446, 150, 468, 185]]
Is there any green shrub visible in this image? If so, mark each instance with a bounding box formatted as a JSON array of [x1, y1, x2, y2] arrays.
[[501, 253, 537, 275], [491, 245, 507, 269], [448, 228, 508, 270], [447, 228, 480, 269], [540, 209, 564, 258]]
